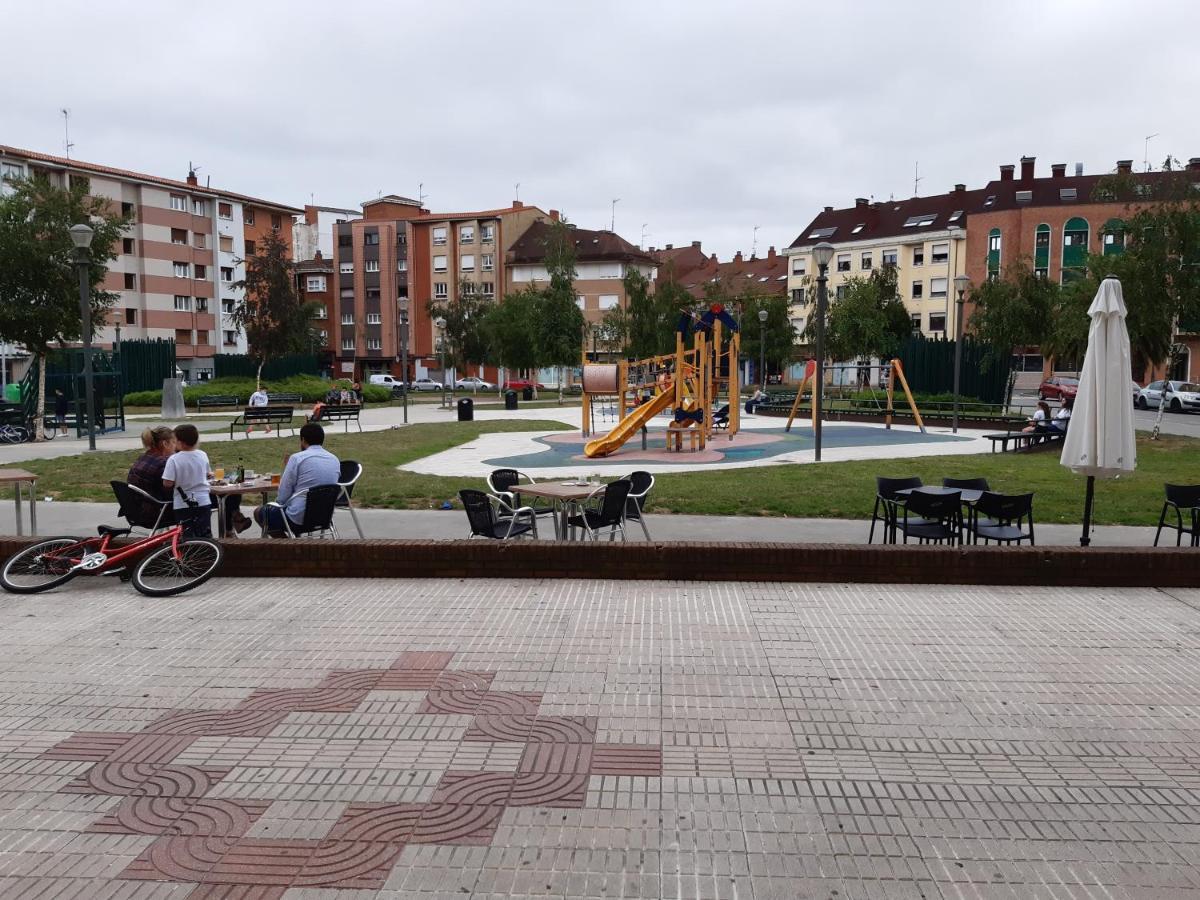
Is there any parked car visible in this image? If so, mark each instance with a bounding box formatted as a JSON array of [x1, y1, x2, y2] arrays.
[[454, 376, 494, 391], [1137, 380, 1200, 412], [1038, 376, 1079, 402], [502, 379, 546, 392], [368, 374, 404, 389], [410, 378, 443, 392], [1132, 381, 1142, 406]]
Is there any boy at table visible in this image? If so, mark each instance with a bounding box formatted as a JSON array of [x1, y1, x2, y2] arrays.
[[162, 424, 251, 538], [253, 423, 341, 537]]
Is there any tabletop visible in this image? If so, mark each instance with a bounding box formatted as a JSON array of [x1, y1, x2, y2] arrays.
[[897, 486, 984, 503], [208, 477, 278, 497], [514, 482, 606, 502], [0, 469, 37, 484]]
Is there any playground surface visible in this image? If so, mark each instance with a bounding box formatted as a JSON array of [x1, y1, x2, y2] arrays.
[[1, 575, 1198, 898]]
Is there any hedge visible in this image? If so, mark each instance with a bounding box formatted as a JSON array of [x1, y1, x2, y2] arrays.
[[124, 376, 390, 407]]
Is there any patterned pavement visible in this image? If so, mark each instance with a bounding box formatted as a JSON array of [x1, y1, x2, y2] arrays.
[[0, 577, 1199, 898]]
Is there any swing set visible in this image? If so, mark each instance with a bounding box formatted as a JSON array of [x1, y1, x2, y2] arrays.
[[784, 358, 926, 433]]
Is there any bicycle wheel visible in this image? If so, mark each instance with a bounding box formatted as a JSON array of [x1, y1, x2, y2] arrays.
[[1, 537, 85, 594], [40, 423, 56, 441], [131, 539, 223, 597]]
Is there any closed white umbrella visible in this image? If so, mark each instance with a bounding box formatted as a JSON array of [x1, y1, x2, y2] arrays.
[[1059, 276, 1137, 545]]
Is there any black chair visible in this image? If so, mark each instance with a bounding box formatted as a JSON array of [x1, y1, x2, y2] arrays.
[[266, 484, 341, 539], [487, 468, 558, 538], [566, 479, 632, 541], [896, 489, 962, 545], [337, 460, 365, 538], [969, 492, 1035, 546], [870, 476, 923, 544], [713, 405, 730, 430], [943, 477, 992, 533], [459, 489, 538, 540], [111, 481, 172, 533], [1154, 484, 1200, 547], [625, 471, 655, 540]]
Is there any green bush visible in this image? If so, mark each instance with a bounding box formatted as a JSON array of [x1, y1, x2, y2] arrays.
[[124, 375, 390, 407]]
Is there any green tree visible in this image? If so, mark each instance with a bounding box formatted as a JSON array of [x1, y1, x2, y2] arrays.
[[733, 291, 795, 383], [0, 173, 128, 439], [624, 266, 658, 359], [232, 229, 318, 386], [427, 287, 492, 386], [483, 286, 541, 383], [596, 305, 631, 356], [968, 260, 1057, 368], [533, 219, 585, 401], [810, 264, 911, 362], [648, 276, 694, 356]]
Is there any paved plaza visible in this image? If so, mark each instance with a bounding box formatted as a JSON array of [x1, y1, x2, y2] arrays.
[[1, 576, 1199, 898]]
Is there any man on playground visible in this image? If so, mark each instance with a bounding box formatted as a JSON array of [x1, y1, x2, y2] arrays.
[[247, 384, 271, 435], [253, 423, 341, 537]]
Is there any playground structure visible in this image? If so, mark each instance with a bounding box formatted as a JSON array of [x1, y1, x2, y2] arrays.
[[581, 305, 741, 458], [784, 358, 926, 433]]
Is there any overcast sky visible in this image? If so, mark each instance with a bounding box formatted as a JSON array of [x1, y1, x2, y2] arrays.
[[5, 0, 1199, 259]]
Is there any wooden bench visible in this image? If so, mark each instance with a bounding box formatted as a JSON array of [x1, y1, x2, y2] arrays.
[[197, 395, 240, 412], [230, 406, 296, 439], [308, 404, 362, 433], [984, 428, 1065, 453], [266, 392, 303, 406]]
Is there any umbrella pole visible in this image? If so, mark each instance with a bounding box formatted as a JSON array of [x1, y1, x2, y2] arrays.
[[1080, 475, 1095, 547]]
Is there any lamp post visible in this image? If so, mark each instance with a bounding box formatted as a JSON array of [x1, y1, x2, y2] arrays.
[[399, 296, 410, 424], [434, 315, 447, 409], [757, 307, 769, 388], [812, 241, 835, 462], [951, 274, 971, 434], [69, 223, 97, 451]]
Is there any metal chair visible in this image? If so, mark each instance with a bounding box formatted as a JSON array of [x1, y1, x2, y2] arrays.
[[895, 489, 962, 545], [336, 460, 365, 538], [110, 481, 172, 533], [624, 471, 655, 540], [1154, 484, 1200, 547], [459, 489, 538, 540], [943, 477, 992, 534], [969, 492, 1035, 545], [487, 468, 558, 538], [566, 479, 632, 541], [870, 476, 923, 544], [266, 484, 341, 539]]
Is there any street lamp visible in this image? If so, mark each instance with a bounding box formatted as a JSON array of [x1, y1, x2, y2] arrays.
[[952, 274, 971, 434], [399, 296, 410, 424], [69, 223, 97, 451], [434, 315, 447, 408], [811, 241, 835, 462], [757, 307, 769, 389]]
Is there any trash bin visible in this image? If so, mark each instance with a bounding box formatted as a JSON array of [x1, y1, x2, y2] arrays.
[[522, 386, 534, 401], [504, 390, 518, 411], [457, 397, 474, 422], [3, 383, 19, 404]]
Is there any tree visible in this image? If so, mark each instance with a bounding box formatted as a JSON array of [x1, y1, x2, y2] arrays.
[[596, 305, 631, 356], [968, 260, 1057, 368], [427, 287, 491, 385], [483, 286, 540, 379], [809, 264, 911, 363], [231, 229, 319, 386], [724, 288, 794, 381], [0, 173, 128, 439], [532, 219, 585, 401]]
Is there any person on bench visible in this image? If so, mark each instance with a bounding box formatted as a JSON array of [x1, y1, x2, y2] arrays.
[[744, 385, 766, 415], [246, 385, 271, 435], [1051, 397, 1072, 432], [253, 423, 341, 538], [1022, 401, 1051, 434]]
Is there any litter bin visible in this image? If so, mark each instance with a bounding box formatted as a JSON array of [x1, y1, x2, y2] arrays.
[[504, 390, 518, 411], [522, 386, 534, 401], [457, 397, 474, 422], [3, 383, 19, 404]]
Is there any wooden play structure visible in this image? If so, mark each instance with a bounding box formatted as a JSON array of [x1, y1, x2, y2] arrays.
[[784, 358, 926, 433], [581, 305, 742, 457]]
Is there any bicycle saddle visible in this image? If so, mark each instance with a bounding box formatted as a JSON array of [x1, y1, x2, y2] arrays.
[[97, 524, 132, 537]]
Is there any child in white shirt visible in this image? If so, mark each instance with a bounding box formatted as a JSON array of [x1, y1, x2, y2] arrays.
[[162, 424, 213, 537]]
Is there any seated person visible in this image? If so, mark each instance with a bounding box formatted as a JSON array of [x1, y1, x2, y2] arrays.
[[126, 426, 176, 526], [253, 423, 341, 537], [1022, 401, 1051, 433], [162, 424, 251, 538], [1051, 397, 1073, 432], [744, 386, 767, 415]]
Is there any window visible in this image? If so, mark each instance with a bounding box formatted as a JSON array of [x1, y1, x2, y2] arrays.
[[367, 312, 382, 324], [222, 299, 234, 314], [911, 281, 923, 299], [807, 226, 837, 239], [193, 233, 206, 249], [480, 223, 495, 242], [367, 338, 381, 350], [339, 262, 354, 274], [218, 202, 232, 220], [397, 259, 408, 272], [243, 209, 255, 226], [835, 284, 848, 299], [245, 239, 256, 256], [882, 249, 897, 266], [270, 214, 281, 230], [196, 298, 208, 312], [910, 313, 922, 333], [851, 223, 865, 235], [171, 228, 188, 245], [460, 225, 475, 243], [341, 313, 354, 325], [836, 253, 851, 272], [169, 194, 186, 211], [480, 282, 494, 296], [306, 275, 327, 292], [912, 247, 924, 266], [987, 227, 1002, 280], [364, 232, 379, 246], [462, 281, 477, 295], [928, 312, 946, 332], [1062, 216, 1089, 282], [174, 295, 191, 311], [1059, 188, 1078, 202], [599, 294, 619, 310], [122, 237, 134, 254], [221, 267, 233, 282], [790, 287, 806, 305], [124, 273, 136, 290], [931, 243, 949, 264], [340, 289, 354, 299], [791, 258, 806, 276], [124, 308, 136, 325], [575, 296, 586, 310], [432, 226, 447, 245], [318, 329, 328, 342], [481, 253, 493, 271], [173, 262, 190, 278], [903, 213, 937, 228], [433, 255, 447, 272], [860, 252, 872, 270], [365, 260, 380, 272], [194, 264, 207, 279], [1102, 218, 1125, 256], [366, 288, 380, 300], [314, 305, 327, 319], [948, 210, 963, 223], [983, 195, 996, 208], [219, 235, 233, 253], [341, 338, 355, 351], [1034, 223, 1051, 277], [120, 201, 134, 219], [460, 254, 475, 271], [930, 277, 948, 299], [223, 330, 237, 346], [191, 199, 207, 216], [175, 329, 192, 345], [1016, 190, 1033, 203], [434, 282, 448, 298], [338, 234, 352, 247]]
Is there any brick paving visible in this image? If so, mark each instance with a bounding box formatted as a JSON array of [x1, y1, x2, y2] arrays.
[[0, 578, 1199, 898]]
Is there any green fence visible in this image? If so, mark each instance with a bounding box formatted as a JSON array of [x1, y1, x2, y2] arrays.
[[213, 353, 319, 381], [116, 338, 176, 393], [895, 335, 1011, 405]]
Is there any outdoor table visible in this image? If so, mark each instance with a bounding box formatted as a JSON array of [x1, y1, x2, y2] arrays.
[[513, 481, 605, 541], [209, 477, 279, 538], [894, 486, 986, 545], [0, 469, 38, 536]]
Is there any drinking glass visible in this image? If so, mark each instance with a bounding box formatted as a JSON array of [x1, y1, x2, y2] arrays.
[[213, 467, 225, 481]]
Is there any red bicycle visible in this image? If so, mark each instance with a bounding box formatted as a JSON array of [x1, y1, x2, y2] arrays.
[[1, 523, 223, 597]]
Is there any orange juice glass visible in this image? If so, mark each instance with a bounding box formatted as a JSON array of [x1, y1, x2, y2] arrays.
[[270, 473, 281, 487], [213, 467, 225, 481]]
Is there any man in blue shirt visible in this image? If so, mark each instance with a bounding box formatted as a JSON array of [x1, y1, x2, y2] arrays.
[[253, 423, 342, 537]]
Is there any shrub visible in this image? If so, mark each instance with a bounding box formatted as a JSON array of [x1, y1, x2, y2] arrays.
[[123, 375, 391, 406]]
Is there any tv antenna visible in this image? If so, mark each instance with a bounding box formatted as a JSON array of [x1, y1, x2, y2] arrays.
[[418, 182, 428, 206], [610, 198, 620, 232], [640, 223, 649, 249], [913, 161, 923, 196], [752, 225, 760, 257], [514, 182, 520, 202], [1144, 133, 1159, 172], [61, 108, 74, 158]]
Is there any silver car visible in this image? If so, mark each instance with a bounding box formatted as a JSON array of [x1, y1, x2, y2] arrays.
[[454, 376, 494, 391], [1137, 379, 1200, 412]]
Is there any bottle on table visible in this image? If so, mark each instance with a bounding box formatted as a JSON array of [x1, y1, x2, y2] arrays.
[[236, 459, 245, 484]]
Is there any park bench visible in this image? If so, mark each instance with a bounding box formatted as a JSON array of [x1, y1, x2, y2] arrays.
[[984, 427, 1065, 453], [266, 392, 304, 406], [309, 404, 362, 433], [197, 395, 240, 412], [230, 406, 296, 439]]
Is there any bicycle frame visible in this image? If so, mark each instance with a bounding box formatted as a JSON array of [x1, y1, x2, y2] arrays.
[[48, 526, 186, 575]]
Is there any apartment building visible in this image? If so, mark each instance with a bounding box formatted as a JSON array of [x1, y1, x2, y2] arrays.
[[293, 255, 334, 368], [293, 204, 362, 261], [0, 145, 300, 381]]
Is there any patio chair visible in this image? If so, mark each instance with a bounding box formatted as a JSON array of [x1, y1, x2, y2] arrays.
[[336, 460, 365, 538], [459, 489, 538, 540], [487, 467, 559, 538], [869, 476, 923, 544], [943, 477, 992, 533], [266, 484, 341, 539], [566, 478, 632, 541], [1154, 484, 1200, 547], [969, 492, 1035, 546], [111, 481, 172, 533], [895, 489, 962, 545], [624, 470, 655, 540]]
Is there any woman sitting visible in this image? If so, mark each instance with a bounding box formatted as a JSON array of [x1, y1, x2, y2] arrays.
[[1051, 397, 1073, 432], [1022, 401, 1051, 433], [126, 426, 176, 527]]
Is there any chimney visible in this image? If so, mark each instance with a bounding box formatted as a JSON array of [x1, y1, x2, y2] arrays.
[[1189, 158, 1200, 172], [954, 183, 965, 193], [734, 251, 743, 263], [1020, 156, 1036, 180], [709, 253, 718, 263], [855, 197, 868, 208], [314, 249, 323, 260], [1116, 160, 1133, 175], [665, 243, 674, 250], [824, 205, 833, 212], [548, 209, 560, 221], [1075, 163, 1084, 176], [186, 169, 198, 186], [767, 246, 776, 260], [1000, 164, 1015, 182], [691, 240, 701, 248], [511, 200, 523, 209], [1051, 163, 1066, 178]]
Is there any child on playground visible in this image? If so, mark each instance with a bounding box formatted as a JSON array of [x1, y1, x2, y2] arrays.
[[162, 424, 250, 538]]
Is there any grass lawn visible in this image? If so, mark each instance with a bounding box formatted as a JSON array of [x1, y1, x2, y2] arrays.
[[15, 423, 1194, 526]]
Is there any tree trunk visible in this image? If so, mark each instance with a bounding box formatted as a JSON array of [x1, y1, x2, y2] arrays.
[[34, 352, 46, 442], [558, 366, 564, 405], [256, 359, 264, 391]]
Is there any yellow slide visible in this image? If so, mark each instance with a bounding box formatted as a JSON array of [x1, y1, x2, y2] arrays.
[[584, 388, 674, 457]]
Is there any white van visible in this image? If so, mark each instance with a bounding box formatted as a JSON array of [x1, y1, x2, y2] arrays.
[[368, 374, 402, 388]]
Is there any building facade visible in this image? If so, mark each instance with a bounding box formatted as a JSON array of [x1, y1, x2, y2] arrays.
[[293, 254, 334, 370]]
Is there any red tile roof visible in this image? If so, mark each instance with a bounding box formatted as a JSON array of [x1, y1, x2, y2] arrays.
[[507, 220, 657, 266], [678, 249, 788, 299]]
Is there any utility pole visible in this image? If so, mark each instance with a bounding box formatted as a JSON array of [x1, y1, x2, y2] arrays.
[[61, 108, 74, 158]]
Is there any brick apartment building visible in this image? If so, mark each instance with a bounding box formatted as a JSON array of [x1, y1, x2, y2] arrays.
[[0, 145, 300, 382]]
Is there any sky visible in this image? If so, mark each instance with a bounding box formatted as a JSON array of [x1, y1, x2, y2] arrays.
[[4, 0, 1200, 260]]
